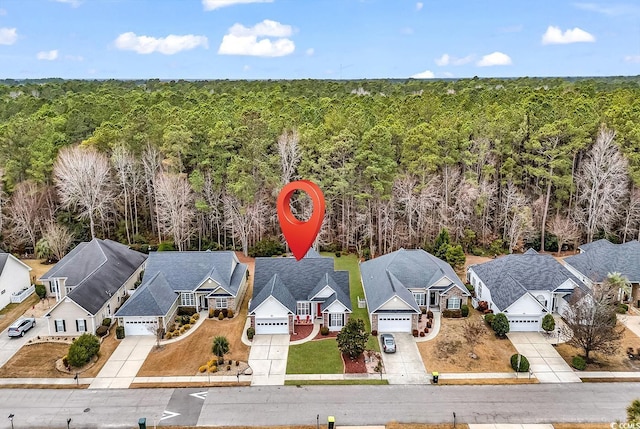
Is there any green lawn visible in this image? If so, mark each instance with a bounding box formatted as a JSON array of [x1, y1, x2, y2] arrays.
[[286, 339, 343, 374], [285, 379, 388, 386], [327, 252, 379, 351]]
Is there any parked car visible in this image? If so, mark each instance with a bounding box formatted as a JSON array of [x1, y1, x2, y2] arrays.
[[8, 317, 36, 338], [380, 333, 396, 353]]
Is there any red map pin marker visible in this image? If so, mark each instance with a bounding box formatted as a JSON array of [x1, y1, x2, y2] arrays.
[[277, 180, 325, 261]]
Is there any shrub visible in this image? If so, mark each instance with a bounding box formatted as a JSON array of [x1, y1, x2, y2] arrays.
[[510, 354, 530, 372], [193, 313, 200, 320], [246, 327, 255, 340], [165, 332, 173, 340], [572, 355, 587, 370], [461, 304, 469, 317], [371, 330, 378, 336], [67, 333, 100, 368], [335, 252, 341, 258], [477, 301, 489, 312], [209, 308, 214, 318], [617, 304, 629, 314], [542, 314, 556, 332], [158, 241, 176, 251], [183, 324, 191, 330], [218, 312, 225, 320], [190, 317, 197, 325], [492, 313, 510, 337], [412, 329, 419, 337], [213, 309, 221, 318], [221, 308, 229, 318], [236, 360, 240, 366], [181, 315, 192, 325], [199, 365, 208, 373], [419, 331, 425, 337], [95, 325, 108, 337], [320, 326, 329, 336], [62, 355, 68, 368], [227, 309, 234, 318], [116, 326, 125, 339], [35, 284, 47, 299], [427, 310, 434, 319], [208, 365, 217, 373], [248, 238, 285, 257], [178, 307, 197, 316], [212, 336, 230, 361], [442, 309, 462, 318], [228, 359, 232, 365], [102, 318, 111, 327], [421, 307, 427, 314]]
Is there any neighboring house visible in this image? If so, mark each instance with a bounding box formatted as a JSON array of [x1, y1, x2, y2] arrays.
[[115, 251, 248, 336], [249, 250, 351, 335], [468, 249, 585, 331], [360, 248, 470, 333], [564, 239, 640, 308], [40, 239, 147, 336], [0, 253, 32, 311]]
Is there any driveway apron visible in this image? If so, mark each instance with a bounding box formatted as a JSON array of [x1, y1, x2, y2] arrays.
[[89, 336, 155, 389], [248, 334, 289, 386], [0, 317, 48, 368], [379, 333, 429, 384], [508, 332, 581, 383]]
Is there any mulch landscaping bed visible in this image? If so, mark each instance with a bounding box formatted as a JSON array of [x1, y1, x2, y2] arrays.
[[290, 324, 314, 341], [342, 353, 367, 373], [313, 330, 338, 340]]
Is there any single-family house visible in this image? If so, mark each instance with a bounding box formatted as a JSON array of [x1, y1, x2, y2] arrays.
[[0, 253, 33, 310], [360, 248, 470, 333], [249, 250, 351, 335], [564, 239, 640, 308], [115, 251, 248, 336], [468, 249, 585, 331], [40, 239, 147, 336]]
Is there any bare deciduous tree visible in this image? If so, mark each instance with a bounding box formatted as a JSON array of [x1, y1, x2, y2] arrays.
[[111, 144, 135, 244], [155, 172, 195, 251], [501, 182, 532, 252], [621, 187, 640, 243], [53, 146, 114, 238], [574, 126, 629, 243], [41, 222, 74, 261], [277, 129, 300, 186], [142, 144, 162, 243], [6, 180, 47, 252], [561, 279, 624, 362], [548, 215, 581, 255], [223, 195, 267, 256]]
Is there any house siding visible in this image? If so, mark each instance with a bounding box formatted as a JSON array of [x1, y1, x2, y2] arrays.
[[0, 256, 31, 310], [47, 299, 93, 336]]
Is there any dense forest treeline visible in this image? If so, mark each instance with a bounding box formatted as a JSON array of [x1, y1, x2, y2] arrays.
[[1, 77, 640, 258]]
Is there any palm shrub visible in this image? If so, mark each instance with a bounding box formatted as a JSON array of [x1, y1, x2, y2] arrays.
[[541, 314, 555, 333], [492, 313, 510, 337], [212, 336, 230, 364]]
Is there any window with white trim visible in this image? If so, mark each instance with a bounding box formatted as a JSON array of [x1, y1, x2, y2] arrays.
[[55, 319, 66, 332], [215, 297, 227, 309], [181, 292, 195, 307], [76, 319, 86, 332], [477, 283, 482, 297], [447, 297, 461, 310], [50, 279, 59, 294], [412, 292, 426, 306], [329, 313, 344, 327], [297, 302, 311, 316]]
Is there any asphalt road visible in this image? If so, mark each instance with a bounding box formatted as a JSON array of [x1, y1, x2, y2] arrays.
[[0, 383, 636, 428]]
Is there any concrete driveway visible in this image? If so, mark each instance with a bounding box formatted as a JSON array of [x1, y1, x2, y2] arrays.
[[379, 333, 429, 384], [248, 335, 289, 386], [507, 332, 581, 383], [89, 336, 155, 389], [0, 317, 48, 368]]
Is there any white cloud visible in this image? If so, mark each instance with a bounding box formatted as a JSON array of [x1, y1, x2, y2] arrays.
[[477, 51, 512, 67], [624, 55, 640, 63], [435, 53, 474, 66], [202, 0, 273, 11], [541, 26, 595, 45], [114, 32, 209, 55], [306, 48, 314, 56], [0, 27, 18, 45], [52, 0, 82, 7], [37, 50, 59, 60], [218, 19, 295, 57], [411, 69, 435, 79], [415, 2, 423, 11]]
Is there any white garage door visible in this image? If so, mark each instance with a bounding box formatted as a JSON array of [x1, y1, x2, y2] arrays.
[[507, 316, 541, 332], [255, 318, 289, 334], [377, 314, 412, 332], [123, 317, 157, 336]]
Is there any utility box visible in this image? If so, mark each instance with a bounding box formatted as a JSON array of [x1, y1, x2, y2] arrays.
[[432, 371, 439, 384], [328, 416, 335, 429], [138, 418, 146, 429]]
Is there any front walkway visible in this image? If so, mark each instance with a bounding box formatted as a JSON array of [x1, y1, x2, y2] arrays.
[[507, 332, 581, 383], [89, 336, 155, 389], [379, 333, 430, 384], [247, 334, 289, 386]]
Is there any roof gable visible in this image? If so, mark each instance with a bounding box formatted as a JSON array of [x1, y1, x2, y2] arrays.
[[115, 272, 179, 317], [565, 239, 640, 282], [250, 273, 297, 313]]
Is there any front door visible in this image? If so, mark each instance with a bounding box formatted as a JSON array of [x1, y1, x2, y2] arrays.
[[200, 295, 208, 310], [429, 292, 438, 306], [316, 302, 322, 318]]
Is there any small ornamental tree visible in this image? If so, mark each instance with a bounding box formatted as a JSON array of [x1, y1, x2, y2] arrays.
[[67, 333, 100, 368], [336, 318, 369, 359], [492, 313, 510, 337], [542, 314, 555, 333], [212, 336, 230, 364]]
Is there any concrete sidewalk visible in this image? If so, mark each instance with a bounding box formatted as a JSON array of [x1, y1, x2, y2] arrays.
[[469, 425, 555, 429], [89, 336, 155, 389], [508, 332, 581, 383]]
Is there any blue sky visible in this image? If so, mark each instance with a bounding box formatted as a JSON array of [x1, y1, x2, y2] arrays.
[[0, 0, 639, 79]]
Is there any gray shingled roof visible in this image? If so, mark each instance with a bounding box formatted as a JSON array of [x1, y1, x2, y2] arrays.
[[0, 254, 8, 274], [141, 251, 247, 294], [471, 249, 585, 311], [251, 273, 297, 313], [564, 240, 640, 282], [360, 248, 467, 313], [249, 255, 351, 313], [41, 239, 147, 315], [115, 272, 178, 317]]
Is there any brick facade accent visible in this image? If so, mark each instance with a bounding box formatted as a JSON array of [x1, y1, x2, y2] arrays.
[[439, 287, 468, 311], [371, 314, 378, 332], [289, 314, 294, 334]]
